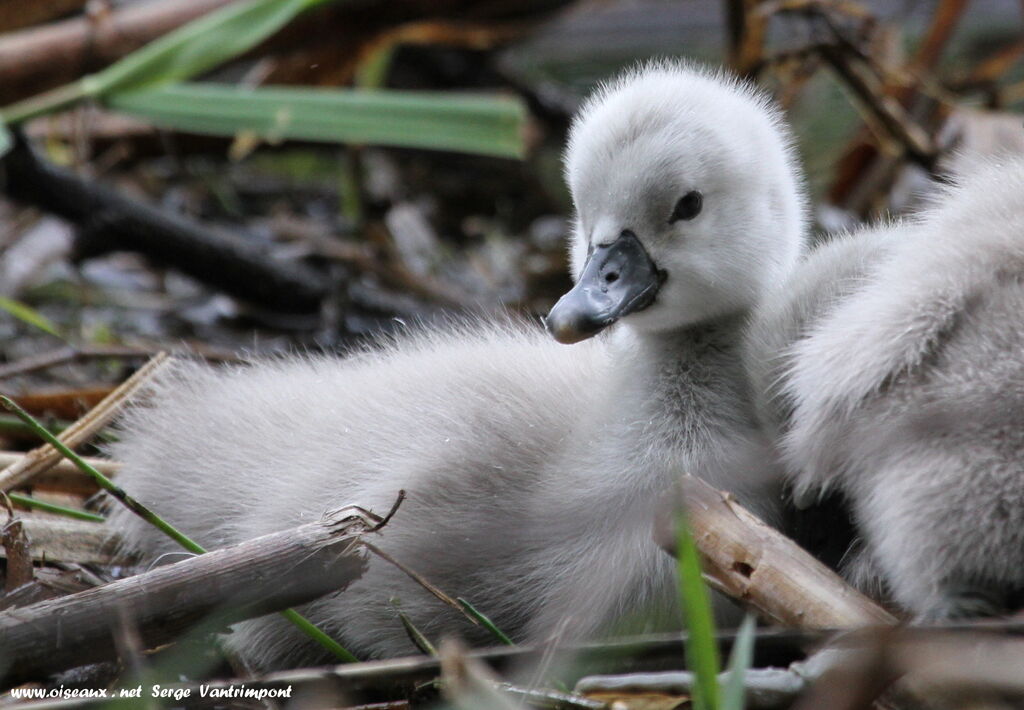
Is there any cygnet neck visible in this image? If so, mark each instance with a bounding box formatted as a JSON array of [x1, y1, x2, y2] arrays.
[[603, 309, 755, 480], [623, 310, 748, 374]]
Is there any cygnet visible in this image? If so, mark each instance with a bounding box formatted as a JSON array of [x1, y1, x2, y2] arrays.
[[108, 61, 807, 669], [745, 158, 1024, 619]]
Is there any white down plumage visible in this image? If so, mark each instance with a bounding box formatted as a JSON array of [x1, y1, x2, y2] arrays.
[[107, 61, 807, 669], [746, 158, 1024, 619]]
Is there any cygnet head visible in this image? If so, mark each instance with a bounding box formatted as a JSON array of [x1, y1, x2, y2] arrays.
[[547, 61, 807, 343]]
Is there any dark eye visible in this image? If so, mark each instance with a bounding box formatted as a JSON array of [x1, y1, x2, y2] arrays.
[[670, 190, 703, 223]]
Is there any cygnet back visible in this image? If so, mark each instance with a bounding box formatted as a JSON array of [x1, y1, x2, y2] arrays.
[[746, 157, 1024, 618]]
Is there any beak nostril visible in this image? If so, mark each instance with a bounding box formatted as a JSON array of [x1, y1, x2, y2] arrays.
[[605, 272, 619, 284]]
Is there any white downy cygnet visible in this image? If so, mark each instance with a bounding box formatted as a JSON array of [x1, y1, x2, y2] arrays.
[[107, 61, 807, 669], [745, 158, 1024, 620]]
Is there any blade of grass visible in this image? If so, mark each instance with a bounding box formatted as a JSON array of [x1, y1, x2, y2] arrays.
[[395, 607, 439, 656], [1, 396, 202, 551], [457, 598, 514, 646], [86, 0, 335, 94], [107, 83, 525, 159], [722, 614, 756, 710], [0, 395, 358, 663], [0, 415, 68, 439], [1, 0, 341, 125], [676, 511, 721, 710], [7, 491, 105, 523], [279, 609, 359, 663], [0, 297, 62, 338]]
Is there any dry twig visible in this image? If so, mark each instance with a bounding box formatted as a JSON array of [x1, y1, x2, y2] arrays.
[[0, 352, 169, 493], [0, 513, 116, 565], [655, 474, 896, 628], [0, 0, 235, 104], [0, 505, 372, 686], [0, 499, 33, 591]]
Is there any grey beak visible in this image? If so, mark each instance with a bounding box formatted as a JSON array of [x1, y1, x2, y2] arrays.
[[546, 230, 666, 344]]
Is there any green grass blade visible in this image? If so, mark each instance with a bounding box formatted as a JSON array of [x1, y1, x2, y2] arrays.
[[457, 597, 515, 646], [397, 610, 439, 656], [2, 0, 339, 123], [0, 414, 68, 438], [279, 608, 359, 663], [86, 0, 333, 95], [107, 83, 525, 159], [722, 614, 756, 710], [676, 512, 721, 710], [7, 492, 106, 522], [0, 395, 203, 552], [0, 296, 62, 338]]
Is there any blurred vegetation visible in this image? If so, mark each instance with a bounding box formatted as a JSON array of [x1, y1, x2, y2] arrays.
[[0, 2, 1019, 378]]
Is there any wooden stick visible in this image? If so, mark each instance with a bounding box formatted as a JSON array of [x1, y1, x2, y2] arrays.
[[0, 353, 169, 493], [0, 0, 235, 104], [0, 514, 116, 565], [818, 44, 935, 166], [0, 0, 87, 34], [30, 630, 817, 710], [654, 474, 896, 628], [4, 134, 331, 314], [0, 515, 32, 591], [0, 506, 371, 685]]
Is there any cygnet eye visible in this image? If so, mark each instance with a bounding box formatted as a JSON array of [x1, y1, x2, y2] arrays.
[[669, 190, 703, 223]]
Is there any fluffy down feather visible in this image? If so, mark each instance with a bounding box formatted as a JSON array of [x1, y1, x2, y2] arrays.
[[108, 61, 806, 668], [746, 158, 1024, 618]]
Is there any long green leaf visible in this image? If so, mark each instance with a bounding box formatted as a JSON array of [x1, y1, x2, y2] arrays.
[[0, 297, 62, 337], [107, 83, 525, 159], [676, 512, 721, 710], [87, 0, 332, 94], [8, 492, 105, 523], [2, 0, 338, 124], [457, 597, 515, 645]]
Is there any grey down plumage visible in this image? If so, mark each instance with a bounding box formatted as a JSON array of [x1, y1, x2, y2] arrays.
[[106, 61, 806, 669], [745, 158, 1024, 619]]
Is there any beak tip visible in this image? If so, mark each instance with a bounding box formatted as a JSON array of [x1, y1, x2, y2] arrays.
[[545, 308, 593, 344], [546, 316, 582, 345]]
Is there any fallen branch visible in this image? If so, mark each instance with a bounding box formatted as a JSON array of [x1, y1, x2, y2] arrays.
[[0, 0, 87, 34], [0, 514, 113, 566], [1, 511, 32, 591], [0, 563, 101, 612], [1, 136, 330, 314], [576, 669, 801, 710], [0, 0, 235, 104], [576, 629, 1024, 710], [11, 630, 819, 710], [0, 506, 371, 686], [654, 474, 896, 628], [817, 43, 936, 167]]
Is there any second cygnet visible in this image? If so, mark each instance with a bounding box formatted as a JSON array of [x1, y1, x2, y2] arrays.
[[746, 158, 1024, 620]]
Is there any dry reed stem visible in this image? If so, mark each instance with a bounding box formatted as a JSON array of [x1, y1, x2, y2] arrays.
[[0, 352, 169, 493]]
